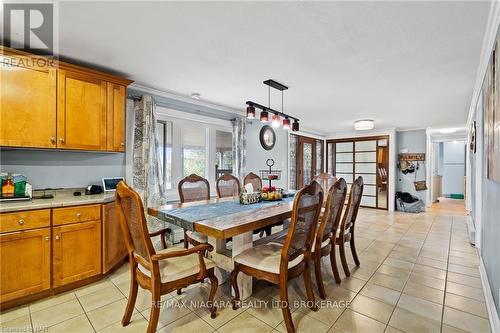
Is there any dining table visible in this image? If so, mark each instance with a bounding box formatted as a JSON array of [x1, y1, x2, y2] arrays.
[[148, 195, 296, 299]]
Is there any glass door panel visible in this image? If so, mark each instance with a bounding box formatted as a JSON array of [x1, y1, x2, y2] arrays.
[[303, 142, 313, 186]]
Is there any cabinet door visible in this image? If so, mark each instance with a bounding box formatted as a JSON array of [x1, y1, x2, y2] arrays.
[[53, 220, 102, 287], [0, 228, 51, 303], [0, 54, 57, 148], [102, 202, 127, 273], [106, 83, 126, 152], [57, 70, 107, 150]]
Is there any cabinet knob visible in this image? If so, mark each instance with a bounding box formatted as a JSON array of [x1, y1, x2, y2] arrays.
[[76, 212, 82, 218], [120, 142, 125, 146], [44, 236, 49, 241], [59, 137, 65, 144], [50, 137, 56, 144], [55, 235, 60, 240], [18, 219, 25, 225]]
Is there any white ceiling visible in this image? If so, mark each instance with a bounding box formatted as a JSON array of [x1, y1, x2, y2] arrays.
[[54, 1, 490, 135]]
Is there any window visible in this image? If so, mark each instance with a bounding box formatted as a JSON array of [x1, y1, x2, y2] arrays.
[[157, 121, 173, 190], [315, 139, 324, 175], [181, 126, 206, 177], [289, 135, 298, 190], [215, 130, 233, 180]]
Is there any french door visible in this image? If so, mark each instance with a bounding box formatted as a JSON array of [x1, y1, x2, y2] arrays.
[[290, 134, 324, 189]]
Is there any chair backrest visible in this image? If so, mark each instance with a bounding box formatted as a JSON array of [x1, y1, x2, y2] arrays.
[[115, 181, 155, 265], [312, 172, 337, 192], [178, 174, 210, 203], [243, 172, 262, 192], [216, 173, 241, 198], [341, 176, 364, 232], [280, 181, 323, 270], [317, 178, 347, 247]]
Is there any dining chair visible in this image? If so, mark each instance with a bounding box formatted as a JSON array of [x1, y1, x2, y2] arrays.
[[337, 176, 364, 277], [178, 174, 210, 248], [243, 172, 262, 192], [312, 178, 347, 299], [216, 173, 241, 198], [230, 181, 323, 333], [115, 181, 218, 333], [312, 172, 337, 192]]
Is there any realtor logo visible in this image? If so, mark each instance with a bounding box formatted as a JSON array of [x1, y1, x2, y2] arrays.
[[2, 3, 54, 56]]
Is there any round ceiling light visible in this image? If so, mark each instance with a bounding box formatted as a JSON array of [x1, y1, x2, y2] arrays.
[[354, 119, 374, 131], [191, 93, 201, 100], [439, 128, 457, 134]]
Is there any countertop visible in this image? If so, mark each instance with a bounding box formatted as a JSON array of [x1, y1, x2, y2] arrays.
[[0, 189, 116, 213]]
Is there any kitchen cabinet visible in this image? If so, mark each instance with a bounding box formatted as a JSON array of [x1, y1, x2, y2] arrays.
[[0, 228, 51, 303], [102, 202, 127, 273], [57, 70, 107, 151], [52, 220, 102, 287], [0, 53, 57, 148], [107, 83, 127, 152]]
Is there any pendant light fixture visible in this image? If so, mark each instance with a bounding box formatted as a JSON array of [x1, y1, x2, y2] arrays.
[[245, 79, 300, 131]]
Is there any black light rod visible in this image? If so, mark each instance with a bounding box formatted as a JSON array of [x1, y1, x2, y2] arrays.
[[246, 101, 300, 122]]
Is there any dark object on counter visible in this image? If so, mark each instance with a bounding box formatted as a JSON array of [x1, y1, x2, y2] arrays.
[[32, 194, 54, 199], [0, 195, 31, 202], [85, 185, 103, 195], [73, 191, 82, 196]]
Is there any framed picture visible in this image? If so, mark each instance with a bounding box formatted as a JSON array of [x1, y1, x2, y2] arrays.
[[470, 121, 476, 154], [486, 46, 500, 182]]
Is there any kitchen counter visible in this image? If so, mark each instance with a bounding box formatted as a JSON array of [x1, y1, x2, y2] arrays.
[[0, 189, 116, 213]]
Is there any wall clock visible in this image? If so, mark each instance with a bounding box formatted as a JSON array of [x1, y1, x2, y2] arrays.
[[259, 125, 276, 150]]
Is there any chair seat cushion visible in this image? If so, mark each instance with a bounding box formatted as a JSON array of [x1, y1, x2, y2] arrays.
[[186, 230, 208, 243], [138, 247, 215, 283], [234, 243, 303, 274]]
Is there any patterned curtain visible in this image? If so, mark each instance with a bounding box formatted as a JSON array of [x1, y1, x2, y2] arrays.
[[232, 118, 247, 181], [132, 95, 165, 208]]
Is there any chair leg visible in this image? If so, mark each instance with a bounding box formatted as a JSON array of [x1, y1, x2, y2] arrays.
[[350, 234, 360, 267], [177, 289, 182, 295], [146, 291, 161, 333], [207, 272, 219, 319], [314, 256, 326, 300], [265, 226, 272, 236], [121, 272, 138, 326], [279, 282, 295, 333], [303, 261, 318, 311], [330, 245, 342, 284], [183, 230, 189, 249], [230, 267, 241, 310], [339, 241, 350, 277]]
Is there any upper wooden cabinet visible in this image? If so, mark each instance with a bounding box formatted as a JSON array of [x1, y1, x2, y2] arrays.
[[0, 47, 133, 152], [0, 53, 57, 148]]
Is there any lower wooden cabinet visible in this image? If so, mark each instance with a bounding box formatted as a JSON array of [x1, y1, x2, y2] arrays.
[[102, 202, 127, 273], [52, 220, 102, 287], [0, 228, 51, 303]]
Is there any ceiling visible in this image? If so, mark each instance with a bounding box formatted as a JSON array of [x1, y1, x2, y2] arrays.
[[53, 1, 490, 134]]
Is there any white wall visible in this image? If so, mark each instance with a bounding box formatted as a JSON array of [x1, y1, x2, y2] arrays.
[[442, 141, 466, 196], [396, 129, 427, 203]]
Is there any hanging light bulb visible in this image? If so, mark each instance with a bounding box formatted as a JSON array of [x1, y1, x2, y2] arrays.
[[292, 120, 299, 131], [260, 109, 269, 123], [283, 117, 291, 130], [246, 106, 256, 119], [272, 113, 281, 128]]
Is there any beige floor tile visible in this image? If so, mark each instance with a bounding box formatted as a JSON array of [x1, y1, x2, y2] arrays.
[[396, 294, 442, 321], [194, 295, 244, 329], [333, 309, 386, 333], [29, 291, 76, 313], [141, 299, 192, 328], [388, 250, 418, 263], [443, 307, 491, 333], [385, 326, 406, 333], [245, 295, 290, 327], [408, 272, 446, 291], [448, 264, 480, 278], [75, 279, 117, 298], [359, 283, 401, 306], [444, 293, 489, 318], [157, 312, 215, 333], [383, 257, 414, 271], [297, 300, 346, 326], [31, 299, 84, 328], [87, 298, 138, 330], [403, 280, 444, 304], [442, 324, 468, 333], [388, 307, 441, 333], [323, 285, 356, 303], [446, 282, 485, 302], [377, 264, 411, 280], [338, 276, 366, 293], [0, 305, 29, 323], [350, 266, 377, 281], [98, 313, 149, 333], [446, 272, 482, 288], [349, 294, 395, 323], [219, 312, 274, 333], [448, 256, 479, 268], [47, 314, 94, 333], [78, 284, 125, 312], [412, 264, 447, 280], [0, 314, 31, 332], [275, 310, 331, 333], [369, 272, 407, 291]]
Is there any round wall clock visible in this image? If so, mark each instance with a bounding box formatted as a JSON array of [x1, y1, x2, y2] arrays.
[[259, 125, 276, 150]]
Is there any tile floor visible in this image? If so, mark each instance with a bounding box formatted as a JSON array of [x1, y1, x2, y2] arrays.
[[0, 208, 491, 333]]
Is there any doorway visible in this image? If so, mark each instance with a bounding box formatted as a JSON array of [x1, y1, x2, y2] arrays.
[[289, 134, 324, 189]]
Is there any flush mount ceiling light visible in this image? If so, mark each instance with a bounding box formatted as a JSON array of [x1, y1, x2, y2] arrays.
[[354, 119, 374, 131], [191, 93, 201, 100], [439, 128, 457, 134], [246, 79, 300, 131]]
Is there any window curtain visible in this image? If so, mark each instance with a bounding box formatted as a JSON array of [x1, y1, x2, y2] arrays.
[[132, 95, 165, 208], [231, 118, 247, 181]]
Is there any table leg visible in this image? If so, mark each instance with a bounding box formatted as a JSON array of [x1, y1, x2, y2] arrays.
[[231, 231, 253, 300], [207, 237, 228, 285]]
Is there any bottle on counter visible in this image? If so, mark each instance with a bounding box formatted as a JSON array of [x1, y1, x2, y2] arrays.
[[2, 176, 15, 197]]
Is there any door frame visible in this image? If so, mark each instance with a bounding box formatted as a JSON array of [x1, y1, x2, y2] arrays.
[[292, 134, 325, 189]]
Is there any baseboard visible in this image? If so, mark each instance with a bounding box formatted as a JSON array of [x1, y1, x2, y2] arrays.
[[466, 216, 476, 246], [480, 257, 500, 333]]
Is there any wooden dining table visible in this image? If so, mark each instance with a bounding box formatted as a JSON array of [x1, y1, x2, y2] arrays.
[[148, 196, 295, 299]]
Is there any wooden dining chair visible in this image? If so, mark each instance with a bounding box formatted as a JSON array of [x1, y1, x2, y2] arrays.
[[230, 181, 323, 333], [312, 178, 347, 299], [216, 173, 241, 198], [115, 181, 218, 333], [178, 174, 210, 248], [312, 172, 337, 192], [337, 176, 364, 277], [243, 172, 262, 192]]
